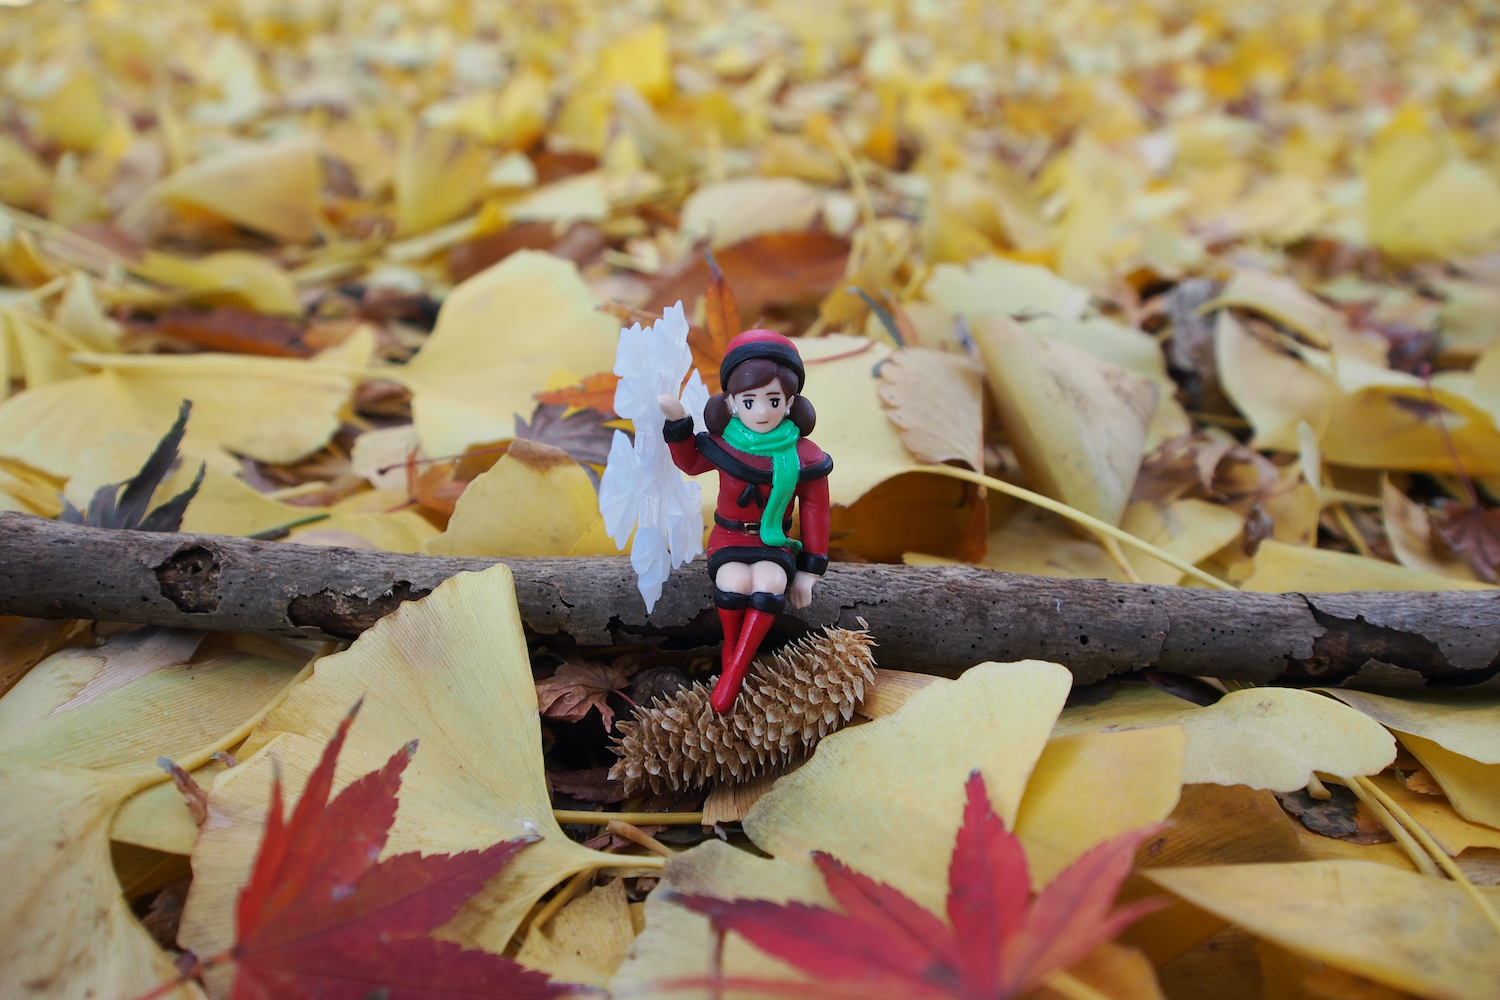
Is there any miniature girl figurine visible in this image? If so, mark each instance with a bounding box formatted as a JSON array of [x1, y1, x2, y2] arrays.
[[657, 330, 832, 713]]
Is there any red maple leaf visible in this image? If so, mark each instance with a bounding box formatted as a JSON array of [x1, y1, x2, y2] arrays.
[[141, 701, 563, 1000], [670, 772, 1165, 1000]]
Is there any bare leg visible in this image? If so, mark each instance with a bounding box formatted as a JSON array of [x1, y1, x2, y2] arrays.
[[715, 562, 753, 595], [749, 560, 787, 595]]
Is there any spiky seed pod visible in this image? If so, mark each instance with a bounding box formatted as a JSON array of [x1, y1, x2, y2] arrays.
[[609, 625, 877, 795]]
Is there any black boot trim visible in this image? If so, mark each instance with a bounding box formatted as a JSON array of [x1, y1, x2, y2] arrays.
[[714, 588, 750, 610]]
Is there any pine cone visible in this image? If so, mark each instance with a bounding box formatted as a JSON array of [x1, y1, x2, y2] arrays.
[[609, 625, 877, 795]]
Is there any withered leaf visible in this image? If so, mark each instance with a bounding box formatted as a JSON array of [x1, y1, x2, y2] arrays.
[[514, 403, 617, 468], [535, 655, 641, 732], [157, 306, 310, 358], [58, 399, 204, 532], [1431, 499, 1500, 581], [547, 767, 625, 805]]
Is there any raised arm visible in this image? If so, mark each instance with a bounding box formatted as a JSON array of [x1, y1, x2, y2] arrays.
[[659, 394, 714, 476]]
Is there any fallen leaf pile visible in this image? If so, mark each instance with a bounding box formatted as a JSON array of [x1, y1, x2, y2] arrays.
[[4, 0, 1500, 996]]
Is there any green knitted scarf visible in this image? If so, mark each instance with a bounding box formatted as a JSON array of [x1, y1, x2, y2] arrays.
[[722, 416, 801, 551]]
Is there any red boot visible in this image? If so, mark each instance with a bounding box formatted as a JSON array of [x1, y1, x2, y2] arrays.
[[710, 592, 784, 713], [714, 588, 748, 677], [718, 607, 745, 672]]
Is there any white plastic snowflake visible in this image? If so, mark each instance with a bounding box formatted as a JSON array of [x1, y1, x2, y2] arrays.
[[598, 301, 708, 613]]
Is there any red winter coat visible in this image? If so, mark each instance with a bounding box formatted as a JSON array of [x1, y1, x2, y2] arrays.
[[664, 416, 832, 578]]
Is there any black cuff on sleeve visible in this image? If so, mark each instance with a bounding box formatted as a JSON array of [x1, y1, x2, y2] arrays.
[[662, 416, 695, 443], [795, 552, 829, 575]]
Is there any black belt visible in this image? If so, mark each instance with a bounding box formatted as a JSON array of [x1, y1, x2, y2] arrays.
[[715, 513, 793, 534]]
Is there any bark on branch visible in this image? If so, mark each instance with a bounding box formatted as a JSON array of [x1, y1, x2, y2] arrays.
[[2, 512, 1497, 687]]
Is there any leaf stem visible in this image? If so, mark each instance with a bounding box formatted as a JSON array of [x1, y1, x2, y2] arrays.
[[528, 867, 596, 935], [554, 810, 704, 825], [1097, 533, 1144, 584], [1332, 773, 1439, 877], [917, 465, 1237, 591], [1354, 775, 1500, 940], [608, 819, 676, 857], [1421, 368, 1480, 509], [1330, 504, 1374, 559]]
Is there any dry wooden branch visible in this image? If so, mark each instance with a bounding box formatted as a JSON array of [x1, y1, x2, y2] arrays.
[[2, 512, 1497, 687]]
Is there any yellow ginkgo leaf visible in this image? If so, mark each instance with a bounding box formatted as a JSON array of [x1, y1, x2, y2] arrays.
[[951, 504, 1128, 582], [1242, 539, 1494, 592], [1147, 861, 1500, 1000], [1207, 269, 1388, 365], [0, 627, 309, 999], [679, 178, 821, 249], [797, 335, 925, 507], [1381, 475, 1483, 582], [1013, 727, 1185, 887], [1320, 688, 1500, 829], [742, 661, 1073, 912], [110, 760, 226, 855], [53, 273, 120, 352], [395, 124, 489, 235], [143, 138, 321, 245], [1053, 683, 1395, 790], [599, 22, 674, 104], [427, 440, 598, 557], [131, 249, 302, 316], [1366, 109, 1500, 260], [1321, 363, 1500, 474], [922, 256, 1190, 446], [395, 251, 619, 457], [1119, 499, 1246, 586], [0, 628, 306, 773], [924, 255, 1091, 322], [287, 490, 440, 554], [2, 307, 85, 388], [22, 64, 110, 151], [179, 566, 620, 975], [0, 759, 200, 1000], [1320, 689, 1500, 765], [0, 351, 356, 478], [1365, 776, 1500, 857], [611, 840, 829, 1000], [516, 879, 639, 989], [972, 315, 1157, 528], [423, 68, 552, 151], [1214, 311, 1336, 452]]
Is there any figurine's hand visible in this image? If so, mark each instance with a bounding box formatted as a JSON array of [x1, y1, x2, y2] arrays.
[[658, 394, 687, 421], [789, 571, 818, 610]]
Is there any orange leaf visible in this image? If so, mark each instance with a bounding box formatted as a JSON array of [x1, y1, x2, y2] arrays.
[[534, 372, 622, 417]]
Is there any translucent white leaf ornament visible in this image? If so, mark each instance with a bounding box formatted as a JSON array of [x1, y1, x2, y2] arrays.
[[597, 302, 705, 612]]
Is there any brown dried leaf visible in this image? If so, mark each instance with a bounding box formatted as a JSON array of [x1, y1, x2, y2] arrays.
[[536, 655, 641, 732], [156, 756, 209, 827], [1431, 499, 1500, 582], [647, 231, 850, 350], [514, 403, 616, 468], [876, 346, 984, 470], [547, 767, 625, 805], [156, 307, 310, 358]]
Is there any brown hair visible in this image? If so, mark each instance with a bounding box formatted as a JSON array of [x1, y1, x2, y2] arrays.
[[705, 358, 816, 436]]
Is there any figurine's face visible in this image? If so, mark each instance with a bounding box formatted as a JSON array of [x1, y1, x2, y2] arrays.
[[730, 377, 790, 433]]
